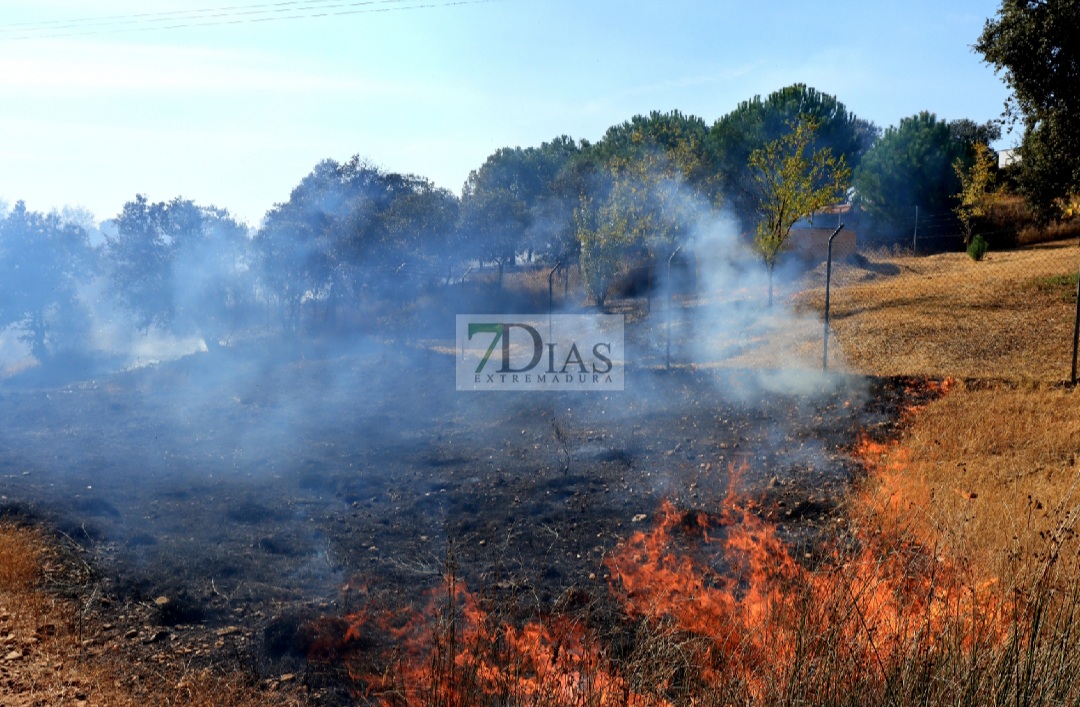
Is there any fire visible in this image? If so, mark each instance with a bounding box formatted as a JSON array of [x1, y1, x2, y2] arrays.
[[319, 573, 660, 705], [318, 376, 1012, 703]]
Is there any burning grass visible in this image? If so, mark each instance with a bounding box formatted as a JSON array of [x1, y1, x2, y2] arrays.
[[315, 381, 1080, 705]]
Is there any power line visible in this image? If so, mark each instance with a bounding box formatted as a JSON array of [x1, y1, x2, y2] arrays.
[[0, 0, 504, 41], [0, 0, 355, 29]]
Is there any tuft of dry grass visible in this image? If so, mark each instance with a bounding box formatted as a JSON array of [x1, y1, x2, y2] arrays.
[[0, 523, 42, 591]]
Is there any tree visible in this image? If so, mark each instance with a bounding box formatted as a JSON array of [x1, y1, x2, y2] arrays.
[[954, 142, 998, 245], [255, 157, 457, 325], [107, 195, 250, 341], [748, 119, 851, 307], [948, 118, 1002, 150], [853, 112, 967, 237], [458, 186, 528, 284], [575, 186, 634, 309], [0, 202, 93, 362], [376, 181, 459, 268], [590, 110, 710, 189], [976, 0, 1080, 219], [458, 137, 582, 269], [707, 84, 873, 227]]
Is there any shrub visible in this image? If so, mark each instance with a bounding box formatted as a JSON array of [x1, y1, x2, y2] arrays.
[[967, 234, 989, 261]]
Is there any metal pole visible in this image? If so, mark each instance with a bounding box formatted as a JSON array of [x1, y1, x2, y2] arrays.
[[549, 260, 563, 342], [666, 246, 682, 369], [823, 224, 845, 372], [1071, 250, 1080, 384], [913, 205, 919, 255]]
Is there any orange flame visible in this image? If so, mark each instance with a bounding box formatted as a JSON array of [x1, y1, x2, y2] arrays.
[[322, 574, 662, 705], [320, 376, 1010, 703]]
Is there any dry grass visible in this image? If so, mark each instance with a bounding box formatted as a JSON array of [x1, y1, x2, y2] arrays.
[[892, 383, 1080, 579], [792, 238, 1080, 578], [795, 239, 1080, 381], [0, 522, 299, 707]]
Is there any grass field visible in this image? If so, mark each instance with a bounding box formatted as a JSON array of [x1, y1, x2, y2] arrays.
[[796, 239, 1080, 381], [800, 239, 1080, 579]]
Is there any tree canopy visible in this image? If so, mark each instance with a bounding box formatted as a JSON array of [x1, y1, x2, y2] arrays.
[[108, 195, 250, 339], [976, 0, 1080, 218], [748, 118, 851, 305], [0, 202, 92, 361], [853, 112, 968, 235], [707, 84, 874, 228]]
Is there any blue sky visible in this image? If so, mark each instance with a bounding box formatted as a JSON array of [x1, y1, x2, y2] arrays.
[[0, 0, 1012, 226]]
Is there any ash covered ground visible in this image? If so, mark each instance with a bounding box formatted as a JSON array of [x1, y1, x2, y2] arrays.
[[0, 329, 922, 697]]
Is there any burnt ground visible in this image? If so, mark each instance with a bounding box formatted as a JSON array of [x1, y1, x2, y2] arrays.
[[0, 332, 927, 702]]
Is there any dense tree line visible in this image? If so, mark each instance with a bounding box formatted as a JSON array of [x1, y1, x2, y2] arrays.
[[0, 66, 1054, 369]]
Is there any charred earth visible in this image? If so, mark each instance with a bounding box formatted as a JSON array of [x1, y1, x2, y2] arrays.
[[0, 333, 928, 702]]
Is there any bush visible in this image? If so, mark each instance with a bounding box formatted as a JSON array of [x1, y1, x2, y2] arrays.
[[967, 234, 989, 261]]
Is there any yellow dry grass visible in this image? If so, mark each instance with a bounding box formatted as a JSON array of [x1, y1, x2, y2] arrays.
[[796, 239, 1080, 381], [862, 383, 1080, 580], [792, 239, 1080, 581]]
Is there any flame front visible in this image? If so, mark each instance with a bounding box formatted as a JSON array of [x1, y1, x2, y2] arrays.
[[318, 378, 1016, 704]]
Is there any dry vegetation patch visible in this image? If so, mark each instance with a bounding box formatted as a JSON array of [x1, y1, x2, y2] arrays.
[[855, 382, 1080, 581], [796, 240, 1080, 381], [0, 522, 302, 707]]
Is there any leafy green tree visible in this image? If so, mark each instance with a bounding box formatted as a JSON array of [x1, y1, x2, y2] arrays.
[[255, 157, 458, 325], [376, 181, 459, 268], [589, 110, 710, 189], [748, 119, 851, 307], [853, 112, 967, 236], [948, 118, 1002, 151], [954, 141, 998, 245], [976, 0, 1080, 219], [108, 195, 250, 341], [575, 186, 634, 309], [0, 202, 93, 362], [707, 84, 873, 226], [459, 137, 582, 268]]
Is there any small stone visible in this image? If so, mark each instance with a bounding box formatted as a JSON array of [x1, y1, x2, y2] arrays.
[[124, 629, 139, 640], [279, 673, 295, 683], [631, 514, 648, 523], [154, 596, 170, 607], [216, 626, 240, 637], [143, 630, 169, 644], [3, 650, 21, 661]]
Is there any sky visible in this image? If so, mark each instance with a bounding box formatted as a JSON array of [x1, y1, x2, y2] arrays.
[[0, 0, 1013, 227]]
